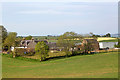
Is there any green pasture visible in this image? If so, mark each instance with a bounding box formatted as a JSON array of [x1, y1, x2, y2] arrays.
[[2, 51, 118, 78], [99, 39, 118, 42], [33, 36, 118, 43], [33, 36, 58, 40]]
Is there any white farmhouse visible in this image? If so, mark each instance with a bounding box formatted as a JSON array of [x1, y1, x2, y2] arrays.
[[11, 47, 27, 51], [99, 42, 118, 49]]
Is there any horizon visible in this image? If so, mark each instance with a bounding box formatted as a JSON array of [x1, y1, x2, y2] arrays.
[[1, 24, 118, 37], [1, 25, 118, 36]]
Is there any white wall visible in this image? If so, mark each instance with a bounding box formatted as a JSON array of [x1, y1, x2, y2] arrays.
[[99, 42, 118, 48], [11, 47, 27, 51]]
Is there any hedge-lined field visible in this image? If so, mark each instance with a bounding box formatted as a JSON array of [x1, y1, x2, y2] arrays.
[[33, 36, 118, 43], [97, 37, 118, 42], [97, 37, 117, 41], [2, 52, 118, 78], [85, 37, 118, 42]]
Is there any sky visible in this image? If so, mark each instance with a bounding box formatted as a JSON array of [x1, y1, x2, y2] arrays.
[[1, 1, 118, 36]]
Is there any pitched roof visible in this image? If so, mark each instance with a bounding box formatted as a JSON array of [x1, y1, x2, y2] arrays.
[[84, 39, 98, 43], [48, 42, 57, 47], [20, 40, 48, 47]]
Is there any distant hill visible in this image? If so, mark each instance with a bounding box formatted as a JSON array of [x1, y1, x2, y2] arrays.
[[111, 34, 120, 37], [99, 34, 119, 38]]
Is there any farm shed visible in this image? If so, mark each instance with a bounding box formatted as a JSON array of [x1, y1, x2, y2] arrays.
[[83, 39, 99, 51], [99, 42, 118, 49], [48, 42, 57, 50], [11, 47, 27, 51], [75, 39, 99, 51], [48, 42, 63, 52], [11, 39, 48, 52]]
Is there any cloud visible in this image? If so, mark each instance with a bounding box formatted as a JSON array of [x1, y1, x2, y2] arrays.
[[16, 3, 98, 15], [18, 10, 83, 15], [2, 2, 117, 36], [16, 2, 116, 16]]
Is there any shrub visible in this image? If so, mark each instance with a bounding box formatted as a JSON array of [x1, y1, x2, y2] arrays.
[[35, 41, 49, 61], [13, 48, 35, 57]]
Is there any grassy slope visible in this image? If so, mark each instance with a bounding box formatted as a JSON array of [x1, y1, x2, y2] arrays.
[[2, 52, 118, 78]]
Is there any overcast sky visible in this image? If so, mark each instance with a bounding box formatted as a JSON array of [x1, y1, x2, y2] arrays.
[[1, 1, 118, 36]]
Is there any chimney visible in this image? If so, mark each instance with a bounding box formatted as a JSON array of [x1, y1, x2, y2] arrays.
[[31, 38, 34, 42]]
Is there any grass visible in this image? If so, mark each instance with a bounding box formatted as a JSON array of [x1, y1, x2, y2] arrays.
[[48, 40, 58, 42], [85, 37, 118, 42], [99, 39, 118, 42], [32, 36, 118, 43], [21, 51, 66, 60], [2, 51, 118, 78], [33, 36, 58, 40], [97, 37, 117, 42]]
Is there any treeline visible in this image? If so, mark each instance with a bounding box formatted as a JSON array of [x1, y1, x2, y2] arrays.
[[89, 32, 111, 38], [1, 25, 33, 52], [13, 32, 97, 61], [0, 25, 113, 53], [1, 25, 119, 62]]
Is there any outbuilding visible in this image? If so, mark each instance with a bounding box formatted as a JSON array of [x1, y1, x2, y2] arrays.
[[99, 42, 118, 49]]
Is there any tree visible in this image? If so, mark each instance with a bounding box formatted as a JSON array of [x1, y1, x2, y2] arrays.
[[106, 33, 111, 37], [57, 32, 83, 56], [95, 35, 101, 37], [25, 35, 32, 40], [45, 37, 47, 40], [3, 32, 17, 51], [114, 39, 120, 48], [92, 35, 98, 40], [102, 33, 111, 37], [35, 41, 49, 61], [89, 32, 99, 39], [15, 36, 23, 47], [83, 42, 94, 54], [89, 32, 94, 37], [0, 26, 7, 43]]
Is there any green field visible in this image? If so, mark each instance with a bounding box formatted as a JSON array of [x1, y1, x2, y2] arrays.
[[2, 52, 118, 78], [33, 36, 58, 40], [33, 36, 118, 43], [99, 39, 118, 42]]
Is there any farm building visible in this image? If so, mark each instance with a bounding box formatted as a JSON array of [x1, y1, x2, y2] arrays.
[[20, 38, 48, 48], [83, 39, 99, 51], [75, 39, 99, 51], [11, 38, 48, 51], [11, 38, 100, 53], [47, 42, 57, 50], [20, 39, 60, 51], [99, 42, 118, 49], [11, 38, 62, 52]]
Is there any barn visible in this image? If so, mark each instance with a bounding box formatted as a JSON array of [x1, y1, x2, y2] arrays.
[[20, 38, 48, 48], [99, 42, 118, 49], [75, 39, 99, 52], [11, 38, 48, 52]]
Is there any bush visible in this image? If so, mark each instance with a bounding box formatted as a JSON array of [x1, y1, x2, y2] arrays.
[[72, 51, 81, 56], [35, 41, 49, 61], [114, 39, 120, 48], [13, 48, 35, 57]]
